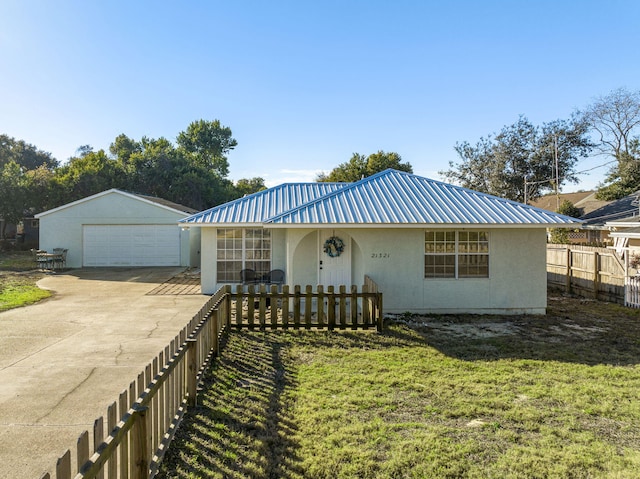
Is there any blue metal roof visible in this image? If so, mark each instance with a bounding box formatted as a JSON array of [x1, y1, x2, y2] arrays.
[[180, 182, 348, 224], [181, 169, 581, 227]]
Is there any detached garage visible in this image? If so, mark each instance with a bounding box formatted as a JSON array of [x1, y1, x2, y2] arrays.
[[35, 189, 200, 268]]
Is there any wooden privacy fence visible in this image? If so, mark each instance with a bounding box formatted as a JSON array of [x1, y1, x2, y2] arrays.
[[42, 278, 383, 479], [546, 244, 625, 303]]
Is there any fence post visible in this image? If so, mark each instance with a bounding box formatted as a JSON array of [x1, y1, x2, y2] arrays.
[[270, 284, 278, 329], [317, 285, 324, 328], [282, 285, 290, 327], [94, 416, 104, 479], [56, 450, 71, 479], [328, 286, 336, 330], [593, 251, 600, 299], [131, 405, 149, 479], [186, 338, 198, 407], [350, 285, 358, 329], [565, 247, 572, 293], [305, 285, 313, 328], [77, 431, 89, 476], [376, 292, 384, 332], [339, 285, 347, 328], [362, 284, 370, 326], [293, 285, 301, 327], [211, 309, 219, 357]]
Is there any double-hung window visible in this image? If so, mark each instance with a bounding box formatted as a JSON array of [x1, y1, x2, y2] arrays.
[[424, 231, 489, 278], [217, 228, 271, 282]]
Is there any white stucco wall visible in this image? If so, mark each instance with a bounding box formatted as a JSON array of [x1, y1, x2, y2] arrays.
[[344, 228, 547, 314], [37, 192, 191, 268], [200, 225, 548, 314]]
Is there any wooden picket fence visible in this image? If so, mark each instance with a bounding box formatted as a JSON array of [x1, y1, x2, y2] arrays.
[[625, 275, 640, 308], [41, 278, 383, 479], [228, 276, 383, 331]]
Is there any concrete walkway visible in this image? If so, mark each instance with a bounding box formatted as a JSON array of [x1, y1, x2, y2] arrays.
[[0, 268, 208, 479]]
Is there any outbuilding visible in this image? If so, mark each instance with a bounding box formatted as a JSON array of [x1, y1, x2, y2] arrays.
[[181, 169, 580, 314], [36, 189, 200, 268]]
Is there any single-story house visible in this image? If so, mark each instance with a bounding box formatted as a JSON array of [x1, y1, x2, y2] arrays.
[[181, 169, 580, 314], [35, 189, 200, 268]]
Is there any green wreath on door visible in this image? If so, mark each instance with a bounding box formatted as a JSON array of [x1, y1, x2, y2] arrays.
[[323, 236, 345, 257]]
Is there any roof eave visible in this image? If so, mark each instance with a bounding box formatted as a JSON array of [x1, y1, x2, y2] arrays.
[[264, 222, 580, 229]]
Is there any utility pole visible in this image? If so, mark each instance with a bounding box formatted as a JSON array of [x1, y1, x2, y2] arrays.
[[554, 136, 560, 210]]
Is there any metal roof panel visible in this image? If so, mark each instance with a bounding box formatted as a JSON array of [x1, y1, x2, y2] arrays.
[[180, 182, 348, 224], [265, 169, 581, 226], [181, 169, 581, 227]]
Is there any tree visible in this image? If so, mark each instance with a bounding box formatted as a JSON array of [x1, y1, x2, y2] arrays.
[[557, 200, 582, 218], [548, 199, 581, 244], [317, 151, 412, 182], [0, 160, 27, 238], [54, 149, 123, 201], [234, 177, 267, 197], [176, 119, 237, 177], [595, 139, 640, 200], [582, 88, 640, 199], [442, 116, 593, 203], [24, 164, 63, 213], [0, 134, 58, 170], [582, 87, 640, 159]]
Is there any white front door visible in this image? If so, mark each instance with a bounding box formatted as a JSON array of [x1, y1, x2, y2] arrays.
[[318, 230, 351, 288]]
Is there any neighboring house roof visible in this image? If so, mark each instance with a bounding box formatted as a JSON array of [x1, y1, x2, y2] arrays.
[[532, 190, 640, 229], [182, 169, 580, 228], [35, 189, 197, 218], [529, 191, 595, 213], [580, 193, 640, 227]]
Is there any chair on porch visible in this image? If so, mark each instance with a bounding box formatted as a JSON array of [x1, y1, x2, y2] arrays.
[[240, 268, 259, 285], [265, 269, 285, 285]]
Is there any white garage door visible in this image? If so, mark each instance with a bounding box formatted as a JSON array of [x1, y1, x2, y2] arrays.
[[83, 225, 181, 266]]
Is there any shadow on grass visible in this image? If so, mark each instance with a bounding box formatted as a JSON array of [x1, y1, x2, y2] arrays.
[[157, 331, 305, 479], [393, 293, 640, 366], [157, 294, 640, 478]]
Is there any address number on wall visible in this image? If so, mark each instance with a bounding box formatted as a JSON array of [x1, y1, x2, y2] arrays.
[[371, 253, 390, 259]]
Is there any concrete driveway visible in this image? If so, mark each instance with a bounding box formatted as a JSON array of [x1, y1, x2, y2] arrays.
[[0, 268, 208, 479]]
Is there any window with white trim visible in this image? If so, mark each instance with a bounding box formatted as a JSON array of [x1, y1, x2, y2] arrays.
[[424, 231, 489, 278], [216, 228, 271, 282]]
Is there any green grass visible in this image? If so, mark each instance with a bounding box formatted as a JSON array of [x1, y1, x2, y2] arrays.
[[0, 276, 51, 311], [0, 250, 37, 271], [0, 251, 50, 311], [157, 294, 640, 479]]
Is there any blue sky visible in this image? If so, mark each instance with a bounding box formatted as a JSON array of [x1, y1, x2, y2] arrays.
[[1, 1, 639, 190]]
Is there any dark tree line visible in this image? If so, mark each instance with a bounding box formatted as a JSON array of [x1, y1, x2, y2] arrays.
[[0, 120, 266, 238]]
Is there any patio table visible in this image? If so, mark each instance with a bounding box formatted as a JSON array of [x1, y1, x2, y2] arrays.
[[36, 252, 65, 271]]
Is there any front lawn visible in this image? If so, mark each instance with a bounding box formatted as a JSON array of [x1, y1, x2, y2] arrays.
[[0, 251, 50, 311], [158, 295, 640, 479]]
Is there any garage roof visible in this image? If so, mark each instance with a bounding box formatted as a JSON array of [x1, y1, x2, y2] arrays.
[[35, 189, 197, 217]]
